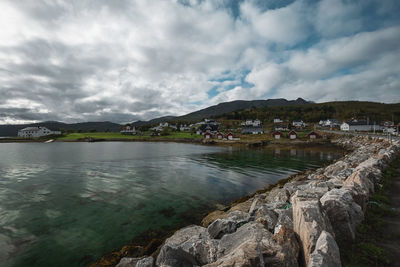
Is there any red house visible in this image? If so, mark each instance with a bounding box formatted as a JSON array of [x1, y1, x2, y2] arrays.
[[226, 132, 235, 140], [204, 132, 212, 139], [216, 132, 224, 139], [272, 131, 283, 139], [306, 131, 319, 139], [288, 130, 297, 139]]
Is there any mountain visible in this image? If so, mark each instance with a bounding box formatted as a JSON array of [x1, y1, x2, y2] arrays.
[[132, 98, 309, 126], [0, 121, 122, 137], [131, 116, 177, 127], [0, 98, 312, 136]]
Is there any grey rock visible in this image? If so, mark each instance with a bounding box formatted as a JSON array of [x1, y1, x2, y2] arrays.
[[116, 257, 141, 267], [206, 222, 291, 267], [308, 231, 341, 267], [320, 188, 363, 241], [249, 196, 265, 214], [265, 187, 290, 203], [323, 160, 350, 180], [156, 245, 198, 267], [274, 208, 294, 233], [254, 206, 278, 232], [273, 225, 300, 267], [136, 257, 153, 267], [207, 211, 250, 239], [156, 225, 218, 266], [291, 185, 330, 201], [291, 191, 333, 265]]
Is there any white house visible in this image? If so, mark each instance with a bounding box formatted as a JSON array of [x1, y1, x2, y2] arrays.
[[179, 124, 191, 131], [18, 127, 61, 138], [241, 119, 261, 127], [273, 118, 283, 123], [121, 124, 136, 135], [292, 120, 305, 128], [288, 130, 298, 139]]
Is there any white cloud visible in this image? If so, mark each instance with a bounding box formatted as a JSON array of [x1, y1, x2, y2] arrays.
[[0, 0, 399, 124]]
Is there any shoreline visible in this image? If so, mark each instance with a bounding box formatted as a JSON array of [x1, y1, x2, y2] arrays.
[[88, 142, 345, 267], [91, 136, 400, 267], [0, 137, 333, 148]]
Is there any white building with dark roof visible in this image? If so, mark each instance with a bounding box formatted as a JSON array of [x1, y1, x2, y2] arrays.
[[120, 124, 136, 135], [340, 121, 383, 132], [18, 127, 61, 138]]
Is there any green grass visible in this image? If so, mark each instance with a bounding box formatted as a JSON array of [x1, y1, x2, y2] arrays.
[[56, 131, 202, 140], [340, 155, 400, 266]]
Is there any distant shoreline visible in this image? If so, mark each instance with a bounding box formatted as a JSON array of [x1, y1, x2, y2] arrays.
[[0, 137, 333, 147]]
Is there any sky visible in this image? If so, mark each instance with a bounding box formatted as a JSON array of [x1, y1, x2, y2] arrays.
[[0, 0, 400, 124]]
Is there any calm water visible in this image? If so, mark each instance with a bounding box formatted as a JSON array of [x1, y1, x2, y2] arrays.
[[0, 142, 343, 267]]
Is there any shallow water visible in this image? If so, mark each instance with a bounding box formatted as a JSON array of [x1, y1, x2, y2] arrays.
[[0, 142, 343, 266]]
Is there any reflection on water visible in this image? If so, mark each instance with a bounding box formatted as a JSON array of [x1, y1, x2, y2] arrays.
[[0, 142, 343, 267]]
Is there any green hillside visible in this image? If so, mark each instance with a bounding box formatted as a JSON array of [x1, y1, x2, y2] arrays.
[[213, 101, 400, 123]]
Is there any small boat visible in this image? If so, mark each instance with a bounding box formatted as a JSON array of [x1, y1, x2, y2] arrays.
[[44, 139, 54, 143]]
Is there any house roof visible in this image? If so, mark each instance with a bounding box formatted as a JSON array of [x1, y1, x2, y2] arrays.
[[272, 131, 283, 135], [344, 121, 369, 126], [20, 127, 43, 131], [307, 131, 319, 136]]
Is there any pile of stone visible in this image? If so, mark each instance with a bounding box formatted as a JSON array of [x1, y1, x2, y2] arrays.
[[117, 136, 399, 267]]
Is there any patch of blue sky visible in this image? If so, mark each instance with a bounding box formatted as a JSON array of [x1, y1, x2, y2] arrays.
[[188, 101, 203, 106], [320, 67, 361, 81], [207, 69, 253, 97], [359, 0, 400, 31]]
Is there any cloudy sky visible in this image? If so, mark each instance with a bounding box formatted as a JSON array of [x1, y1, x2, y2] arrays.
[[1, 0, 399, 124]]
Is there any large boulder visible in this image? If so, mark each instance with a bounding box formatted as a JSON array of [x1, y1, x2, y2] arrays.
[[273, 226, 300, 267], [253, 206, 278, 232], [116, 256, 153, 267], [265, 187, 290, 203], [291, 191, 333, 265], [320, 189, 363, 241], [206, 222, 297, 267], [323, 161, 353, 180], [308, 231, 341, 267], [274, 208, 294, 233], [136, 257, 154, 267], [207, 211, 250, 239], [156, 225, 218, 266], [116, 257, 141, 267], [343, 168, 375, 202]]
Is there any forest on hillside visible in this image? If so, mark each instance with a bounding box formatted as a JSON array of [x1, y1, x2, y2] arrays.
[[213, 101, 400, 123]]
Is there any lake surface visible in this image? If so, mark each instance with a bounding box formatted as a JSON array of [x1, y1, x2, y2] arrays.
[[0, 142, 343, 267]]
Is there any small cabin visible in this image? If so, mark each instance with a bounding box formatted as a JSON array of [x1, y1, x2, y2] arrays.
[[227, 132, 235, 140], [216, 132, 224, 139], [272, 131, 283, 139], [306, 131, 319, 139], [288, 130, 297, 140], [204, 132, 212, 139]]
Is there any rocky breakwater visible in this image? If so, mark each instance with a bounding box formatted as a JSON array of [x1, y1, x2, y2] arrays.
[[116, 136, 400, 267]]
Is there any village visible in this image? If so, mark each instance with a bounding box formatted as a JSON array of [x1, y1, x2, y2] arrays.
[[14, 117, 400, 142], [115, 117, 400, 142]]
